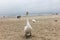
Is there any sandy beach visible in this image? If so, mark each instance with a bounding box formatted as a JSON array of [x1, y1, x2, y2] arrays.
[[0, 15, 60, 40]]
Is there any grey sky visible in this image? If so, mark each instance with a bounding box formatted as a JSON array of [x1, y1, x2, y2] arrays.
[[0, 0, 60, 16]]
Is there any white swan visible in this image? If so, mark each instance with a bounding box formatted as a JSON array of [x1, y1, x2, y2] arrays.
[[24, 12, 32, 37]]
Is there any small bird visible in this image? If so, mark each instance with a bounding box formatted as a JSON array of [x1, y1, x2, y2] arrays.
[[32, 19, 36, 23]]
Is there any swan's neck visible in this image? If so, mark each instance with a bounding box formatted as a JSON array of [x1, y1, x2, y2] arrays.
[[25, 14, 32, 30], [26, 13, 31, 26], [26, 18, 30, 25]]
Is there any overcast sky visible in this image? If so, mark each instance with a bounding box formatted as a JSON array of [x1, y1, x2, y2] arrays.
[[0, 0, 60, 16]]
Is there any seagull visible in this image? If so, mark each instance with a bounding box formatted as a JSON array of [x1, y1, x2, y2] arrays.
[[24, 11, 32, 37], [32, 19, 36, 23]]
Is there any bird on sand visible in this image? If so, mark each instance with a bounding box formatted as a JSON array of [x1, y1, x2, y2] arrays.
[[24, 11, 32, 37]]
